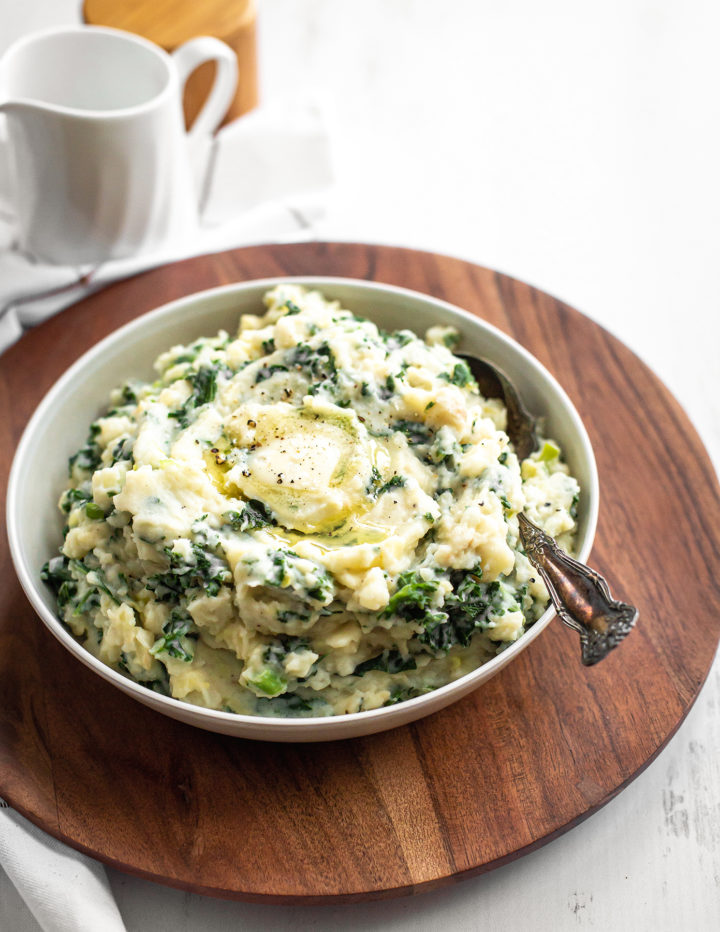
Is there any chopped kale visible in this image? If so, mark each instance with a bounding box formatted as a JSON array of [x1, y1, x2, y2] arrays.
[[42, 556, 122, 613], [382, 329, 414, 350], [223, 499, 276, 532], [421, 572, 526, 652], [41, 555, 76, 610], [438, 361, 475, 388], [248, 635, 316, 698], [60, 487, 91, 514], [147, 544, 232, 601], [264, 636, 310, 666], [379, 374, 396, 400], [366, 469, 406, 497], [73, 588, 101, 616], [285, 342, 337, 383], [268, 549, 297, 587], [383, 685, 433, 706], [118, 653, 172, 696], [380, 571, 445, 627], [422, 570, 488, 651], [86, 567, 121, 605], [261, 337, 276, 354], [307, 573, 333, 602], [119, 384, 138, 405], [255, 363, 289, 383], [379, 565, 523, 654], [277, 608, 313, 625], [68, 423, 102, 476], [191, 365, 219, 406], [168, 364, 223, 428], [150, 608, 197, 662], [144, 669, 171, 696], [426, 433, 461, 466], [254, 695, 333, 717], [378, 475, 406, 495], [167, 343, 202, 367], [354, 649, 417, 676], [366, 465, 382, 493], [265, 549, 332, 604], [110, 436, 134, 465], [393, 420, 433, 445]]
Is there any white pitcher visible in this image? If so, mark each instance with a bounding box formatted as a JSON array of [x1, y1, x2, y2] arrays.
[[0, 26, 238, 265]]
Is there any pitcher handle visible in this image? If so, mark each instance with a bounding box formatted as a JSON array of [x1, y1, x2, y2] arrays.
[[171, 36, 238, 138]]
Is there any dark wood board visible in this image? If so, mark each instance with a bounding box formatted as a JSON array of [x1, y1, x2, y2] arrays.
[[1, 242, 719, 903]]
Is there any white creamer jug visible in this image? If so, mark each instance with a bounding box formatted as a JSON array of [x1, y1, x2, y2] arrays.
[[0, 26, 238, 264]]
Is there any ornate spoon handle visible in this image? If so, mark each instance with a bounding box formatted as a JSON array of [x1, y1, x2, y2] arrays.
[[517, 513, 638, 665]]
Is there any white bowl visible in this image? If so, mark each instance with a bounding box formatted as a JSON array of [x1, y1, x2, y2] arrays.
[[7, 277, 598, 742]]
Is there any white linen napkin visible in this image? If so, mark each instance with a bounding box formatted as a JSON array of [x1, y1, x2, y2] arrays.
[[0, 802, 126, 932], [0, 97, 333, 355], [0, 98, 332, 932]]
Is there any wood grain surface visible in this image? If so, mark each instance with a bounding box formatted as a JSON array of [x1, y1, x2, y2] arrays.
[[83, 0, 259, 127], [1, 242, 719, 904]]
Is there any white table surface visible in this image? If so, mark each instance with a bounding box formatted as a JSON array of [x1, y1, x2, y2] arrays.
[[2, 1, 719, 929]]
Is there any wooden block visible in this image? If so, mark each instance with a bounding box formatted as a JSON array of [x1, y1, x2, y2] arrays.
[[83, 0, 258, 128]]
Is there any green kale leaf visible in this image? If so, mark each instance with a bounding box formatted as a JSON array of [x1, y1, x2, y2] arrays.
[[150, 608, 197, 662], [354, 649, 417, 676], [168, 364, 224, 428], [68, 423, 102, 476], [147, 544, 232, 601], [223, 499, 276, 532]]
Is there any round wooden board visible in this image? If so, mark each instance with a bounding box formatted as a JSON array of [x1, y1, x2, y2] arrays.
[[2, 243, 719, 904]]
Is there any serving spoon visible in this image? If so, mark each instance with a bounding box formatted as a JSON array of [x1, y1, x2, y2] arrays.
[[458, 353, 638, 666]]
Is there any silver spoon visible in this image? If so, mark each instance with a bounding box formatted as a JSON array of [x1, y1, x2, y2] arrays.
[[458, 353, 638, 665]]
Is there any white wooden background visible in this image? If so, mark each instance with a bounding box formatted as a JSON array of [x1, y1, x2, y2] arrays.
[[1, 1, 719, 929]]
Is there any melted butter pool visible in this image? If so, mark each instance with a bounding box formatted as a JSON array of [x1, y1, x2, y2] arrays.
[[206, 399, 392, 537]]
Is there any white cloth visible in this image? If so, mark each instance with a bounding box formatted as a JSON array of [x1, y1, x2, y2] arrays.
[[0, 803, 126, 932], [0, 97, 333, 355], [0, 97, 332, 932]]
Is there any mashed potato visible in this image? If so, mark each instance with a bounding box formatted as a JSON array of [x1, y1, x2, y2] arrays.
[[42, 285, 580, 717]]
